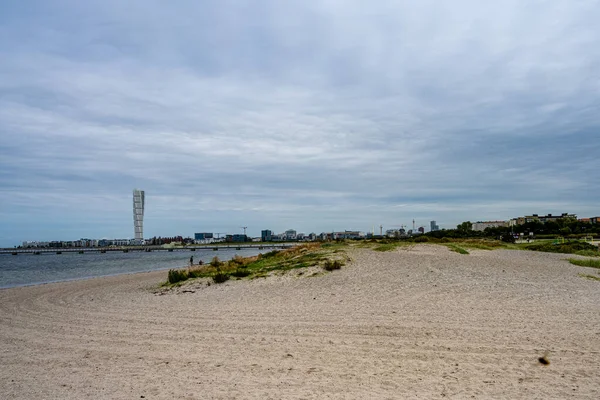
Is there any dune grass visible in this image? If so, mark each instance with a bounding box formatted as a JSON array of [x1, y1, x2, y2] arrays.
[[164, 242, 348, 286], [574, 250, 600, 257], [568, 258, 600, 269], [523, 241, 597, 254], [446, 244, 470, 255], [578, 273, 600, 281], [372, 242, 413, 252]]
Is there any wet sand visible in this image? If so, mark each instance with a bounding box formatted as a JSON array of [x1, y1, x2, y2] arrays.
[[1, 245, 599, 399]]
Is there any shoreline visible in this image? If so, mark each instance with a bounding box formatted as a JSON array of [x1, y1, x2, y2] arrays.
[[0, 266, 172, 291]]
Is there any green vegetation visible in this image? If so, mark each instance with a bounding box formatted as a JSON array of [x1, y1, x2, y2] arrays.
[[574, 250, 600, 258], [578, 273, 600, 281], [168, 269, 189, 284], [212, 272, 230, 283], [373, 242, 411, 252], [523, 241, 597, 254], [446, 244, 469, 254], [568, 258, 600, 269], [426, 217, 600, 240], [163, 243, 349, 287], [323, 259, 344, 271]]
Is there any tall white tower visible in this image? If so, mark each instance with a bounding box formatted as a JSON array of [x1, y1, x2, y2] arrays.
[[133, 189, 145, 242]]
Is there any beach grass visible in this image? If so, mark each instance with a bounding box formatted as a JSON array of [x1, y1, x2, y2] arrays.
[[446, 244, 470, 254], [574, 250, 600, 257], [523, 241, 597, 254], [578, 273, 600, 281], [164, 242, 348, 286], [568, 258, 600, 269]]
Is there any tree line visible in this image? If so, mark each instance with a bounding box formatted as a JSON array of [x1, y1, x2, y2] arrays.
[[426, 218, 599, 240]]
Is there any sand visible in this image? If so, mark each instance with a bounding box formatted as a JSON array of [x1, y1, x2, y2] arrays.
[[1, 245, 599, 399]]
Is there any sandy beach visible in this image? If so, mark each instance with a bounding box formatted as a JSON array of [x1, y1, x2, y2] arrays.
[[1, 245, 599, 399]]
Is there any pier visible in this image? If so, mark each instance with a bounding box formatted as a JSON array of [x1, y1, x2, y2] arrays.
[[1, 243, 296, 255]]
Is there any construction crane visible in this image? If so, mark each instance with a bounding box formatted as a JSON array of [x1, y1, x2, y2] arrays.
[[240, 226, 248, 235]]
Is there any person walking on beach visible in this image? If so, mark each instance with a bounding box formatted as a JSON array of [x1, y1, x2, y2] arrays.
[[190, 256, 194, 266]]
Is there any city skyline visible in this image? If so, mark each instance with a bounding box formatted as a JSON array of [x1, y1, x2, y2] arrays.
[[1, 1, 599, 248]]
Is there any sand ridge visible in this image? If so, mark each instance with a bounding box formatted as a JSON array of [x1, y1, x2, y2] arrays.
[[1, 245, 599, 399]]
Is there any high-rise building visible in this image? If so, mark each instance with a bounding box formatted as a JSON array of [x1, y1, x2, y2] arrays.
[[261, 230, 272, 242], [133, 189, 145, 242], [430, 221, 439, 232]]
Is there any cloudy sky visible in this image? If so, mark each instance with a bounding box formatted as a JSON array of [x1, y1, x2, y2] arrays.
[[1, 0, 599, 246]]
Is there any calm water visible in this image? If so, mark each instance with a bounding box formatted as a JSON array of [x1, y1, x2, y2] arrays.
[[0, 248, 262, 289]]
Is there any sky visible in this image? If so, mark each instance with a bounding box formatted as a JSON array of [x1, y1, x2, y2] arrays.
[[1, 0, 599, 247]]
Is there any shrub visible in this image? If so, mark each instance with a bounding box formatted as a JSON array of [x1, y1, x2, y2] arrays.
[[323, 259, 343, 271], [526, 241, 596, 254], [230, 269, 251, 278], [501, 234, 516, 243], [168, 269, 188, 284], [262, 250, 280, 258], [231, 255, 245, 266], [413, 236, 429, 243], [212, 272, 230, 284], [210, 256, 223, 268]]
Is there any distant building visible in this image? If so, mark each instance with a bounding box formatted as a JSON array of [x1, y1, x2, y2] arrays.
[[430, 221, 439, 231], [472, 221, 508, 232], [515, 213, 577, 225], [332, 231, 364, 240], [284, 229, 297, 241], [261, 230, 272, 242], [418, 227, 425, 234], [194, 232, 213, 241], [591, 217, 599, 224], [228, 234, 247, 243], [133, 189, 145, 243]]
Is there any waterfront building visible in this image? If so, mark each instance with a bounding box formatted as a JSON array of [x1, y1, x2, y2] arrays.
[[133, 189, 145, 243], [226, 234, 247, 243], [430, 221, 439, 231], [332, 231, 364, 240], [261, 230, 272, 242], [194, 233, 213, 241]]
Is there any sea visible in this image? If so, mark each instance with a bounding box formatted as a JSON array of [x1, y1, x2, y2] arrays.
[[0, 248, 263, 289]]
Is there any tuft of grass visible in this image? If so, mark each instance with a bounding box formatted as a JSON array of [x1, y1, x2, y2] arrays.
[[212, 272, 230, 284], [323, 259, 344, 271], [168, 269, 189, 284], [373, 242, 412, 252], [568, 258, 600, 269], [446, 244, 469, 255], [230, 269, 251, 278], [574, 250, 600, 258], [578, 273, 600, 281], [210, 256, 223, 268], [524, 241, 597, 255]]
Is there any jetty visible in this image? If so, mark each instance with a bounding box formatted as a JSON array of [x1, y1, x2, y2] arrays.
[[0, 243, 295, 255]]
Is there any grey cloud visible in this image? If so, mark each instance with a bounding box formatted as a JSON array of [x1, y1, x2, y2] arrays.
[[0, 0, 599, 245]]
